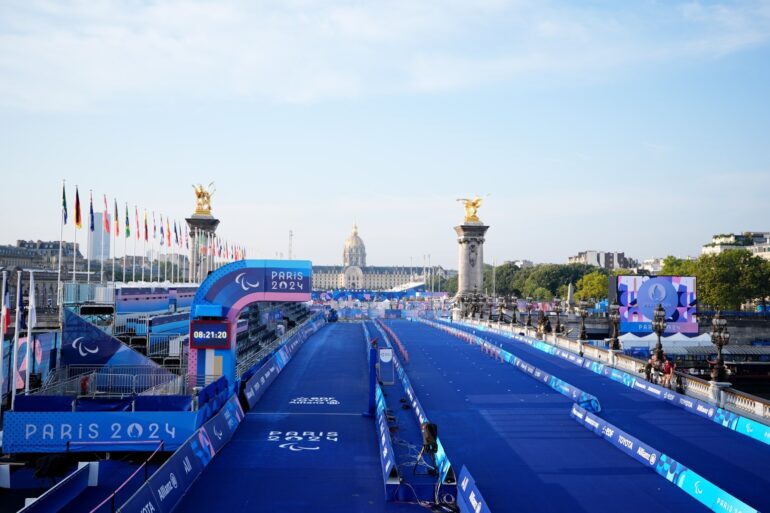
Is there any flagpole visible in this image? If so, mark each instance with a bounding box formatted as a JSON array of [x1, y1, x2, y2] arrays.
[[10, 270, 22, 409], [57, 180, 65, 316], [72, 191, 78, 283], [87, 191, 92, 285], [112, 226, 116, 283], [24, 271, 35, 394], [132, 226, 137, 283], [142, 238, 146, 283], [0, 270, 7, 408]]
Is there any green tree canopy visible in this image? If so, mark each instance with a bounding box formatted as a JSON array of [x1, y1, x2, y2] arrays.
[[575, 270, 609, 301]]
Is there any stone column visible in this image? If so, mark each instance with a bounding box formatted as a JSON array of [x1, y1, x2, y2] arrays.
[[454, 223, 489, 301], [186, 214, 220, 282]]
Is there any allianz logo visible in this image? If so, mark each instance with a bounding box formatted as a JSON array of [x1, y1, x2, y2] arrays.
[[157, 472, 179, 501], [696, 404, 711, 415], [585, 417, 600, 429], [636, 447, 657, 466]]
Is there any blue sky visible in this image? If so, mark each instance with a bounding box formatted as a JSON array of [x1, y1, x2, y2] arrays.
[[1, 0, 769, 268]]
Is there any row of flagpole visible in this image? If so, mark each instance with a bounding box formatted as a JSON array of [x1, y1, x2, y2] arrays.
[[58, 181, 247, 290], [1, 268, 37, 410]]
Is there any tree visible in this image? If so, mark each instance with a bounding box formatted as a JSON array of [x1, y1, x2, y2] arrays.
[[575, 270, 609, 301], [531, 287, 553, 301], [660, 256, 697, 276], [697, 250, 769, 310]]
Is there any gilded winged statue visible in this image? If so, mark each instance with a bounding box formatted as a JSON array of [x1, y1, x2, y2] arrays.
[[193, 182, 215, 215], [456, 196, 483, 223]]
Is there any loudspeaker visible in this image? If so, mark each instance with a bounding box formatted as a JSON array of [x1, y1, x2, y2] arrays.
[[421, 422, 438, 454]]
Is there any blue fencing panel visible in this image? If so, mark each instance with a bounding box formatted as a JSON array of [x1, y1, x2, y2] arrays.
[[456, 466, 492, 513], [18, 464, 90, 513]]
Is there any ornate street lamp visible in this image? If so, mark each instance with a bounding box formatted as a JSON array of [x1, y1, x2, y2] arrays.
[[652, 303, 667, 362], [553, 297, 563, 334], [526, 297, 533, 327], [710, 312, 731, 382], [511, 295, 519, 325], [578, 299, 588, 341], [609, 299, 621, 351]]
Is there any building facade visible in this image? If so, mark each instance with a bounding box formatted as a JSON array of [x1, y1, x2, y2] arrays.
[[701, 232, 770, 256], [568, 250, 636, 270], [312, 225, 446, 290]]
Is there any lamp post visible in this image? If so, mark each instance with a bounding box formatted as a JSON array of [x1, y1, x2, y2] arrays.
[[710, 312, 731, 382], [553, 297, 563, 334], [652, 303, 666, 363], [526, 297, 533, 327], [511, 295, 518, 325], [578, 299, 588, 341], [609, 299, 621, 351]]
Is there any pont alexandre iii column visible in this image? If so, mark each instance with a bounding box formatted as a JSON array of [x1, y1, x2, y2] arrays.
[[452, 197, 489, 320]]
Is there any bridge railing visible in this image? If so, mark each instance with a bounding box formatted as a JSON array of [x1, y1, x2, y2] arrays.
[[468, 318, 770, 424]]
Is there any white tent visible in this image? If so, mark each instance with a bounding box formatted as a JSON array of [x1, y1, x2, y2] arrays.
[[619, 332, 713, 351]]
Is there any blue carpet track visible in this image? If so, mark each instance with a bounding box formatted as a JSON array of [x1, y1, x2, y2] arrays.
[[450, 321, 770, 512], [175, 323, 418, 513], [385, 320, 706, 513]]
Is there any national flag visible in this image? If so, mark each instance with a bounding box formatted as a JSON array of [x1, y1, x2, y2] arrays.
[[135, 206, 140, 240], [124, 203, 130, 238], [61, 183, 68, 225], [103, 195, 110, 233], [114, 200, 119, 237], [89, 191, 95, 232], [173, 220, 179, 246], [144, 210, 149, 242], [166, 218, 171, 247], [159, 215, 164, 246], [27, 273, 36, 330], [1, 288, 10, 333], [152, 212, 157, 240], [74, 187, 82, 229]]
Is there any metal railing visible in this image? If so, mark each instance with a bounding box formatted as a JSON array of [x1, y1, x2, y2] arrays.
[[147, 333, 187, 358], [62, 282, 115, 305], [236, 324, 300, 377], [113, 313, 151, 337], [33, 365, 184, 397]]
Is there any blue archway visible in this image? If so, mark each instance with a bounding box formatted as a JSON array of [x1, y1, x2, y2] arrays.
[[188, 259, 312, 384]]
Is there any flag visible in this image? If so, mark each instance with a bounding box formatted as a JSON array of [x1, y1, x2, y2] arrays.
[[152, 212, 157, 240], [114, 199, 119, 237], [74, 187, 82, 229], [103, 195, 110, 233], [135, 206, 140, 240], [159, 215, 164, 246], [166, 218, 171, 247], [124, 203, 130, 238], [89, 192, 95, 232], [173, 220, 179, 246], [185, 226, 189, 249], [61, 183, 68, 225], [27, 273, 36, 330], [1, 288, 10, 333], [144, 210, 149, 241]]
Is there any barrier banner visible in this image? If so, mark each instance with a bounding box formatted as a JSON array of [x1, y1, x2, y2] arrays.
[[2, 410, 198, 453], [457, 465, 492, 513], [119, 395, 245, 513], [570, 404, 758, 513], [375, 386, 400, 494]]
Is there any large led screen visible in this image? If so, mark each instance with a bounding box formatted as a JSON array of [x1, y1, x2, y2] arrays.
[[617, 276, 697, 334]]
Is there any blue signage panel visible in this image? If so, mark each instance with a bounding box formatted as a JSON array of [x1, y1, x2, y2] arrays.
[[190, 320, 231, 349], [2, 411, 198, 453], [264, 260, 312, 301], [457, 465, 492, 513]]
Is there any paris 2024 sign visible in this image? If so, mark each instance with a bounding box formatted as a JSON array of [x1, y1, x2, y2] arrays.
[[617, 276, 697, 334]]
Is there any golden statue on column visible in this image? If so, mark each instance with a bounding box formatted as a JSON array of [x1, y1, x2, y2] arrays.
[[456, 196, 483, 223], [192, 183, 216, 215]]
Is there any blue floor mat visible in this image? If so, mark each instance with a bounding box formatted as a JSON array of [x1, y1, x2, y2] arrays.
[[451, 321, 770, 511], [386, 320, 705, 513], [175, 323, 419, 513]]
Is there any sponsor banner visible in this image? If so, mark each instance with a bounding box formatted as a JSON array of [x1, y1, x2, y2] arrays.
[[2, 411, 198, 454], [119, 395, 244, 513], [457, 465, 492, 513], [375, 386, 400, 489], [571, 405, 758, 513]]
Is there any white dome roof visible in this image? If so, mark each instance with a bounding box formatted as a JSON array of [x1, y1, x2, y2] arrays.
[[343, 224, 366, 267], [345, 224, 365, 249]]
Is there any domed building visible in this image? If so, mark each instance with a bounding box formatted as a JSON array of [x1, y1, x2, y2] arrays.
[[313, 225, 446, 291]]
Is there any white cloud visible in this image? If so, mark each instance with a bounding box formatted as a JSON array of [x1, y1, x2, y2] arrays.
[[0, 0, 769, 110]]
